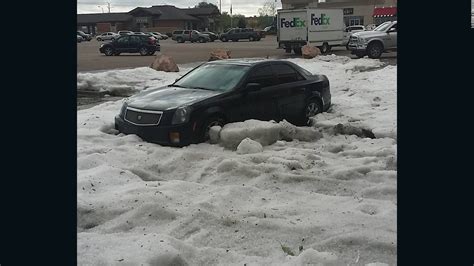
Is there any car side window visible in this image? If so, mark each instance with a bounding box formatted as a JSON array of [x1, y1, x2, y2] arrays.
[[247, 65, 275, 88], [272, 64, 304, 84], [129, 36, 142, 44], [116, 36, 129, 44]]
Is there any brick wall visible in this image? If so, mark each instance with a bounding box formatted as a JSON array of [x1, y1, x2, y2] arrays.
[[96, 23, 112, 33]]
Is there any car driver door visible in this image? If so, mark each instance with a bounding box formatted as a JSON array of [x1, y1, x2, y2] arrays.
[[114, 36, 130, 52], [386, 23, 397, 49], [239, 65, 279, 121]]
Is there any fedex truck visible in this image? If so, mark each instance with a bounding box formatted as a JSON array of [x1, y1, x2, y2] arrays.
[[277, 9, 344, 54]]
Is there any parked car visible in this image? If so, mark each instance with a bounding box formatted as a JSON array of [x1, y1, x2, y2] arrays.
[[133, 32, 147, 35], [172, 30, 210, 43], [150, 32, 168, 40], [99, 34, 160, 56], [219, 28, 261, 42], [115, 59, 331, 146], [348, 21, 397, 59], [263, 25, 277, 35], [342, 25, 366, 49], [202, 31, 218, 42], [77, 31, 92, 41], [96, 32, 120, 41], [77, 35, 84, 43], [118, 30, 133, 36]]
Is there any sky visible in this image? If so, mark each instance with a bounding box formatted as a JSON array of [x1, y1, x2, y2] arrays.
[[77, 0, 283, 17]]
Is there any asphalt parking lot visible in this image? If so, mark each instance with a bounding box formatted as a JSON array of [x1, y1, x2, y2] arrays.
[[77, 35, 396, 108], [77, 35, 397, 72]]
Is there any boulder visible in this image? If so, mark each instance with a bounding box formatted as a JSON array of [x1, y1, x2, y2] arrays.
[[150, 55, 179, 72], [301, 45, 321, 59], [209, 49, 231, 61]]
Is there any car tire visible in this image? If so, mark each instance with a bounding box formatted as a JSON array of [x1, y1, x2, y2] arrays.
[[221, 37, 228, 42], [249, 36, 255, 41], [299, 98, 323, 126], [97, 38, 102, 41], [367, 42, 383, 59], [177, 37, 184, 43], [147, 51, 155, 56], [139, 47, 149, 56], [104, 47, 114, 56], [319, 43, 330, 54], [199, 115, 225, 142], [199, 37, 205, 43]]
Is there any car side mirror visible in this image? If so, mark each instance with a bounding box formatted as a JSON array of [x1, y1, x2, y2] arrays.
[[388, 28, 396, 33], [245, 82, 261, 91]]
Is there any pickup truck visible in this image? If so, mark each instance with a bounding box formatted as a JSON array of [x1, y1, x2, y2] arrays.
[[348, 21, 397, 59], [219, 28, 262, 42], [172, 30, 210, 43]]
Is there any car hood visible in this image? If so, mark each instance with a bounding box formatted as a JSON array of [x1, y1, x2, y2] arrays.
[[352, 31, 385, 38], [127, 86, 221, 111]]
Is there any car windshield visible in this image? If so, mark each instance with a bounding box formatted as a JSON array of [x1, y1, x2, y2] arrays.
[[174, 64, 249, 92], [374, 22, 392, 31]]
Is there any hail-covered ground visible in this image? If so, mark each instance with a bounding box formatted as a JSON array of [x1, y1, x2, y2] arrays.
[[77, 55, 397, 266]]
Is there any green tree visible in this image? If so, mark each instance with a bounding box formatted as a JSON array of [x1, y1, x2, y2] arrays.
[[236, 15, 247, 28], [195, 2, 219, 10]]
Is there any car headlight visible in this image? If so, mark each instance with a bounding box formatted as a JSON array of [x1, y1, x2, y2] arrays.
[[172, 106, 192, 125], [119, 101, 128, 117]]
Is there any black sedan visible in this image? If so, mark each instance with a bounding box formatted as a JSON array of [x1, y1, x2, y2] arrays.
[[115, 59, 331, 146], [99, 34, 160, 56]]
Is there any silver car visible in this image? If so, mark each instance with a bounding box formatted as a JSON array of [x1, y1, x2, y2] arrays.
[[96, 32, 119, 41]]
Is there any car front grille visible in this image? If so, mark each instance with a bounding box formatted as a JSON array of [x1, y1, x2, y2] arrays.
[[124, 107, 162, 126]]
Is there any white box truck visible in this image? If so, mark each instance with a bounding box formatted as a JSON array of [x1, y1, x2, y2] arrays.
[[277, 8, 344, 54]]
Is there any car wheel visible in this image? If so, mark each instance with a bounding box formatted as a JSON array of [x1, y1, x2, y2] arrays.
[[139, 47, 148, 56], [249, 36, 255, 41], [319, 43, 330, 54], [177, 37, 183, 43], [199, 115, 225, 142], [97, 38, 102, 41], [221, 37, 228, 42], [147, 51, 155, 56], [104, 47, 114, 56], [367, 42, 383, 59], [199, 37, 205, 43], [301, 98, 323, 126]]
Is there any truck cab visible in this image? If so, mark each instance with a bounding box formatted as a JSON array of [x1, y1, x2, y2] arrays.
[[348, 21, 397, 59]]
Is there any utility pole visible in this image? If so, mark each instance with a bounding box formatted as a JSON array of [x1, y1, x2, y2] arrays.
[[107, 2, 111, 13], [98, 5, 104, 13]]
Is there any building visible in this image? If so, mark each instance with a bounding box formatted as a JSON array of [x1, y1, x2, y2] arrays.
[[280, 0, 397, 27], [77, 5, 220, 35]]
